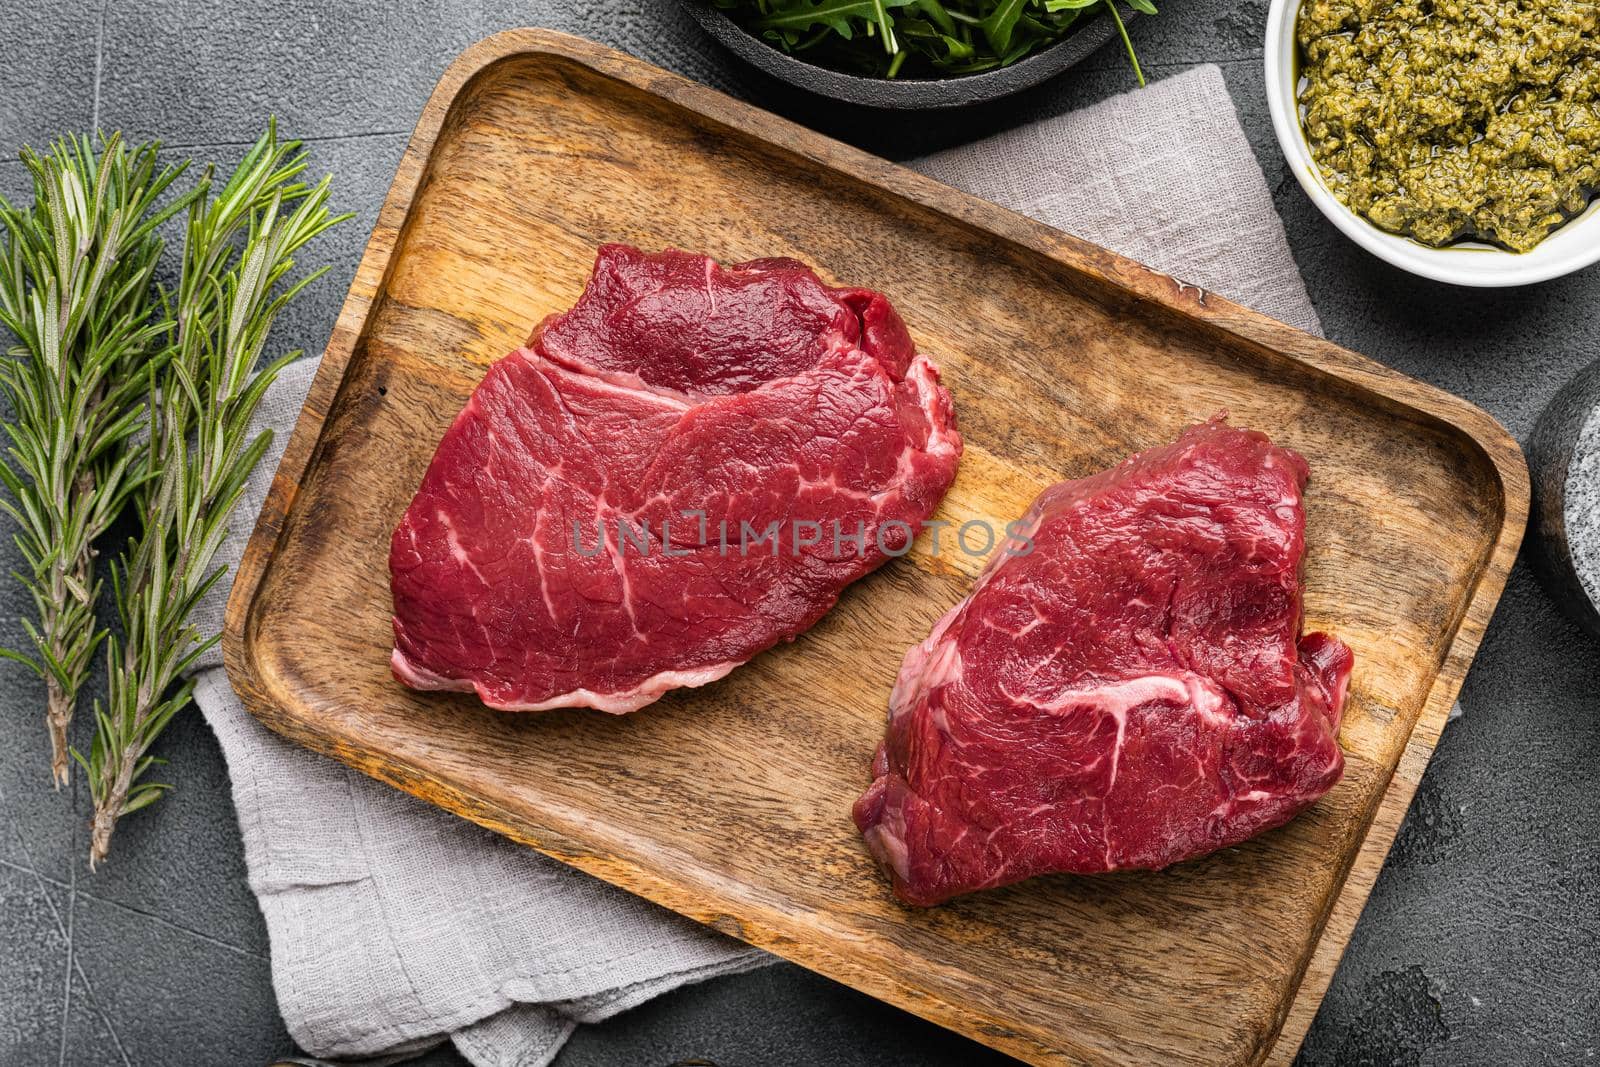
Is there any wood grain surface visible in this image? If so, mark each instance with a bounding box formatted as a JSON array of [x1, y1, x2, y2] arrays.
[[221, 30, 1528, 1067]]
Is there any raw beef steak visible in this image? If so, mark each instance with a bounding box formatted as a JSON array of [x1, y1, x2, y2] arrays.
[[390, 245, 961, 713], [853, 417, 1352, 906]]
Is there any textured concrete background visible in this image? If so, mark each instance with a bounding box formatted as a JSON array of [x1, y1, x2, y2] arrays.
[[1, 2, 1596, 1065]]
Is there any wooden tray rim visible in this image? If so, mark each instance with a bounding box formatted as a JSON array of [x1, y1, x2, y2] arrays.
[[221, 28, 1530, 1067]]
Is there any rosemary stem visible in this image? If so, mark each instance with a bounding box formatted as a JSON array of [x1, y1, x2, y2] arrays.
[[46, 677, 74, 789], [88, 755, 134, 869]]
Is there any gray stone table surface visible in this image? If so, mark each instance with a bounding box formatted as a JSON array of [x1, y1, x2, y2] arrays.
[[1, 2, 1596, 1065]]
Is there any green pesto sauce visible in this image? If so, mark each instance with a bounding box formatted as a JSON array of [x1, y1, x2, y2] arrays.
[[1296, 0, 1600, 253]]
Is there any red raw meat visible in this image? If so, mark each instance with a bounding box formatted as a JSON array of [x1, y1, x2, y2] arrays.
[[389, 245, 961, 713], [853, 417, 1352, 906]]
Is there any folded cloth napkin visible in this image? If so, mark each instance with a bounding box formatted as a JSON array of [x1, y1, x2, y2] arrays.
[[191, 63, 1322, 1066]]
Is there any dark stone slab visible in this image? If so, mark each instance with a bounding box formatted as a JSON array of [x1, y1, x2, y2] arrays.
[[0, 864, 71, 1064], [0, 2, 1596, 1066], [67, 892, 293, 1064], [0, 0, 99, 149], [554, 964, 1017, 1066]]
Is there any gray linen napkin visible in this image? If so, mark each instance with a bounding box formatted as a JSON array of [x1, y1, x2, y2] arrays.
[[192, 63, 1324, 1066], [913, 66, 1321, 335]]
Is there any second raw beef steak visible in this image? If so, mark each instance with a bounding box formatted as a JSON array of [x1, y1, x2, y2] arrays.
[[854, 418, 1352, 905]]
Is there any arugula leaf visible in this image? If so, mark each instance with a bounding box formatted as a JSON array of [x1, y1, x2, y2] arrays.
[[913, 0, 958, 33], [981, 0, 1026, 53], [899, 18, 978, 62], [753, 0, 913, 36], [1101, 0, 1145, 85], [723, 0, 1155, 83]]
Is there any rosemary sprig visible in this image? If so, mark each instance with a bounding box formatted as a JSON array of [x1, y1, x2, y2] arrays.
[[0, 134, 191, 786], [82, 123, 349, 867]]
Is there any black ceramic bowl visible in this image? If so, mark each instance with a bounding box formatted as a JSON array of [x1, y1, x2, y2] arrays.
[[681, 2, 1126, 109]]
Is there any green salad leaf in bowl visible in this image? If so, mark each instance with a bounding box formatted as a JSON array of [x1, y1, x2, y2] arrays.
[[711, 0, 1157, 84]]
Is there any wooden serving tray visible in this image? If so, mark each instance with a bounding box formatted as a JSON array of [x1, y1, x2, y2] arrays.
[[223, 30, 1527, 1067]]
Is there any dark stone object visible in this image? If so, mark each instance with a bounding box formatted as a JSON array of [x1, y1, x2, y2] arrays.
[[1528, 356, 1600, 638], [680, 1, 1125, 110]]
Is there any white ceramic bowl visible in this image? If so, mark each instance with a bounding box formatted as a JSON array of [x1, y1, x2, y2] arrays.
[[1264, 0, 1600, 287]]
